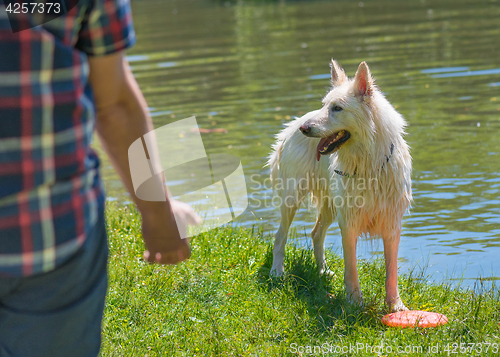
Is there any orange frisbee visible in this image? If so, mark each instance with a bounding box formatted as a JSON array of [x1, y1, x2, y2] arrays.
[[382, 310, 448, 328]]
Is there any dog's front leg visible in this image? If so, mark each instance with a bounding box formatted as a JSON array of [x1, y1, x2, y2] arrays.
[[340, 225, 362, 304], [383, 234, 408, 312]]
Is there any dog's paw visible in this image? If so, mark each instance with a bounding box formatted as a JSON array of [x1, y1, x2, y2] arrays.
[[387, 298, 408, 312], [320, 268, 335, 277], [269, 267, 284, 277], [346, 290, 363, 306]]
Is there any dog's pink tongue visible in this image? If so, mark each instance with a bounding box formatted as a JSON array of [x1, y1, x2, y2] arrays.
[[316, 137, 330, 161]]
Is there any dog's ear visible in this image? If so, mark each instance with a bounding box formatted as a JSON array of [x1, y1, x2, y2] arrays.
[[353, 61, 374, 97], [331, 59, 347, 86]]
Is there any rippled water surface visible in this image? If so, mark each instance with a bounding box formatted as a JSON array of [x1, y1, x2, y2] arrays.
[[97, 0, 500, 287]]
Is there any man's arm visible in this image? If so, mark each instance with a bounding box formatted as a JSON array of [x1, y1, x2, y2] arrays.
[[88, 51, 198, 264]]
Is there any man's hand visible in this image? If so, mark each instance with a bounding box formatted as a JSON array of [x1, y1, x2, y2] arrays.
[[88, 51, 201, 265], [141, 199, 201, 264], [169, 199, 203, 239]]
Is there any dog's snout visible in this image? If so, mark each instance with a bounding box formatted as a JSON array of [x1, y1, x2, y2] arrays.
[[299, 124, 311, 134]]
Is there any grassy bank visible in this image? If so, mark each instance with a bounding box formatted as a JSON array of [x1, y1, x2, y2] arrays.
[[100, 204, 500, 356]]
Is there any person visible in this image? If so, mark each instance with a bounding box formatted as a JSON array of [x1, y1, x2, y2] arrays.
[[0, 1, 199, 356]]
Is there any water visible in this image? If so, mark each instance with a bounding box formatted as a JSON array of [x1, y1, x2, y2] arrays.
[[96, 0, 500, 287]]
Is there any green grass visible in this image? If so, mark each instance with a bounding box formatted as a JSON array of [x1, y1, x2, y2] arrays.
[[101, 204, 500, 356]]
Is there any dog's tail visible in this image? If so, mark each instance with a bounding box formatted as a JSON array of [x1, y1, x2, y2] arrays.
[[267, 141, 283, 193]]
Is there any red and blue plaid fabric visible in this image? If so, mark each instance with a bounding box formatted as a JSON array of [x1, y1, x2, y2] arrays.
[[0, 0, 135, 276]]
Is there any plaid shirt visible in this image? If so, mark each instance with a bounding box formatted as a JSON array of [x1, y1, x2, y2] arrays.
[[0, 0, 135, 276]]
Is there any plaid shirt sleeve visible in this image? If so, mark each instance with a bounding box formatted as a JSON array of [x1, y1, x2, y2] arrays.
[[0, 0, 136, 277], [75, 0, 136, 56]]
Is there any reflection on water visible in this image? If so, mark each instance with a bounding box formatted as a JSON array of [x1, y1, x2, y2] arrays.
[[95, 0, 500, 287]]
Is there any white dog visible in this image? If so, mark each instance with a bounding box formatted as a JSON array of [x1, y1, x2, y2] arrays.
[[268, 60, 412, 312]]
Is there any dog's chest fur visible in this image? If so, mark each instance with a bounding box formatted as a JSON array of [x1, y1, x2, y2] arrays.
[[329, 139, 412, 238]]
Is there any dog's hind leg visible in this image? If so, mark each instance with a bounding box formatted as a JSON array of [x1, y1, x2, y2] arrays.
[[339, 224, 363, 305], [270, 192, 304, 277], [270, 204, 297, 276], [383, 233, 408, 312], [311, 198, 335, 275]]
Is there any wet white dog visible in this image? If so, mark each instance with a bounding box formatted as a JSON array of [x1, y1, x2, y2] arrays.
[[268, 60, 412, 312]]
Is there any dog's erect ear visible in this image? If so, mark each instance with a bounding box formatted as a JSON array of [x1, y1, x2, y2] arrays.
[[331, 59, 347, 86], [353, 61, 374, 97]]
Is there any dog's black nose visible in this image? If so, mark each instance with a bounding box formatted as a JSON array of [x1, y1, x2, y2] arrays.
[[299, 124, 310, 134]]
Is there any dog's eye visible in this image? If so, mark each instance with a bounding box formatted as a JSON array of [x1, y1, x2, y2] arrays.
[[332, 105, 343, 112]]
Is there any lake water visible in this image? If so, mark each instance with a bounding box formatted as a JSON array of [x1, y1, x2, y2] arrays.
[[96, 0, 500, 288]]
